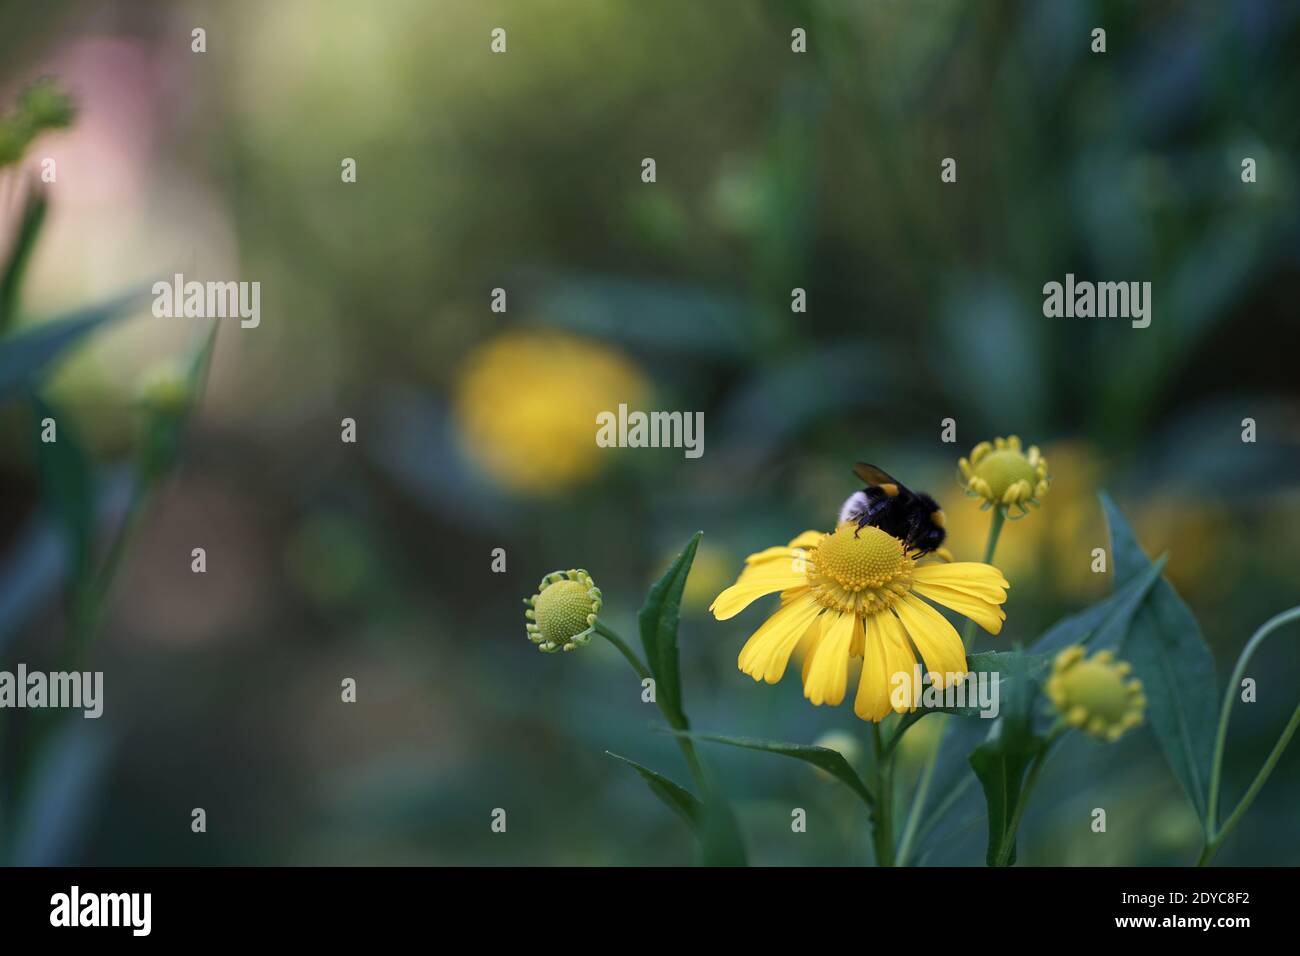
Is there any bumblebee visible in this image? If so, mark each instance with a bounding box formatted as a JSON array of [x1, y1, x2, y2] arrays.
[[839, 462, 948, 557]]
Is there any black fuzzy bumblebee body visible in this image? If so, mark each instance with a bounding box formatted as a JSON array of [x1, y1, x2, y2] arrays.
[[839, 462, 947, 556]]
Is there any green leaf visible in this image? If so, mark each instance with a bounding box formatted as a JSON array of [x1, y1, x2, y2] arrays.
[[686, 732, 875, 808], [970, 730, 1042, 867], [1101, 492, 1217, 823], [967, 652, 1046, 865], [638, 531, 702, 730], [605, 751, 747, 865], [927, 650, 1050, 718], [0, 188, 47, 333], [27, 392, 94, 594], [1032, 553, 1169, 656], [0, 293, 142, 401], [696, 790, 749, 867], [606, 751, 701, 829]]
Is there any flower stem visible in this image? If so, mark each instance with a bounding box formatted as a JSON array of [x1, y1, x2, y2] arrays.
[[894, 720, 941, 866], [994, 722, 1066, 867], [894, 506, 1007, 865], [961, 505, 1006, 651], [869, 723, 895, 866], [1198, 605, 1300, 866], [595, 620, 650, 682], [594, 620, 706, 791]]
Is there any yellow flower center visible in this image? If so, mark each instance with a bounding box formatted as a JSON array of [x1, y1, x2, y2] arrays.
[[809, 524, 914, 615], [534, 579, 597, 644], [971, 450, 1038, 502], [1057, 659, 1132, 723]]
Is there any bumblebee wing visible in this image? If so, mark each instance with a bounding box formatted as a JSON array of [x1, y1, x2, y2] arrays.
[[852, 462, 909, 499], [852, 462, 894, 485]]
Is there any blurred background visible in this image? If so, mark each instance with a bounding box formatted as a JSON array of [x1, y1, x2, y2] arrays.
[[0, 0, 1298, 865]]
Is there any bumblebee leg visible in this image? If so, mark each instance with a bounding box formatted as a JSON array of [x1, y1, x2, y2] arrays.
[[903, 512, 923, 552]]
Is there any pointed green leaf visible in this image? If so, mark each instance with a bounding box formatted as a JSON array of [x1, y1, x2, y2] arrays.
[[638, 531, 702, 730], [686, 732, 875, 808], [606, 751, 701, 829], [966, 652, 1046, 865], [606, 750, 748, 864], [0, 293, 143, 401], [970, 731, 1042, 867], [1102, 493, 1217, 822], [930, 650, 1050, 718], [1032, 553, 1168, 656], [696, 789, 749, 867]]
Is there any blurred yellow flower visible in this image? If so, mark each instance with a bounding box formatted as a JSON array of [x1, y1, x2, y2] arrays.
[[947, 440, 1104, 599], [1046, 646, 1145, 742], [959, 435, 1049, 514], [454, 329, 648, 495], [670, 541, 735, 613], [711, 523, 1008, 722], [1134, 499, 1241, 599]]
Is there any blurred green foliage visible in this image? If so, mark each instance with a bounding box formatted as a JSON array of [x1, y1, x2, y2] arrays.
[[0, 0, 1297, 865]]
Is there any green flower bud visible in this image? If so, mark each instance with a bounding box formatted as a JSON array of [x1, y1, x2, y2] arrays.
[[524, 569, 602, 653]]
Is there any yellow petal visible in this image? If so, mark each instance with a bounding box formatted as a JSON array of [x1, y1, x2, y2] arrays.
[[876, 610, 919, 713], [734, 561, 808, 589], [802, 611, 856, 706], [787, 530, 826, 549], [849, 613, 866, 658], [854, 617, 892, 722], [911, 582, 1006, 635], [740, 534, 820, 568], [912, 562, 1009, 596], [737, 592, 823, 684], [711, 576, 807, 620], [894, 596, 967, 688], [744, 545, 802, 565], [801, 614, 825, 686]]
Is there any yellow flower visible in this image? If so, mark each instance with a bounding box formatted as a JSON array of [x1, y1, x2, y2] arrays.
[[710, 523, 1009, 722], [958, 435, 1049, 514], [525, 569, 603, 653], [660, 541, 734, 613], [1046, 646, 1146, 742], [453, 329, 648, 495]]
